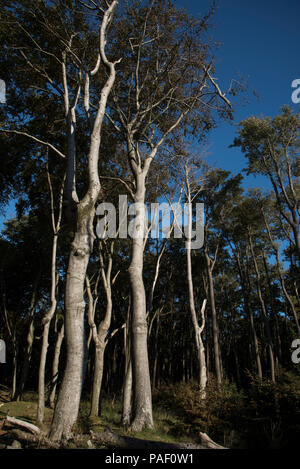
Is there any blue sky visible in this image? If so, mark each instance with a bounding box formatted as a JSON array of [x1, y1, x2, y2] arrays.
[[1, 0, 300, 229], [177, 0, 300, 187]]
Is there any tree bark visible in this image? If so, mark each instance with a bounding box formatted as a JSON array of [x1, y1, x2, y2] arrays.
[[16, 274, 39, 401], [48, 322, 64, 409], [237, 248, 262, 379], [49, 1, 119, 441], [49, 222, 91, 440], [37, 234, 59, 423], [205, 250, 222, 385], [249, 232, 275, 382], [37, 161, 64, 423], [128, 175, 153, 431], [186, 174, 207, 394], [89, 243, 114, 417], [122, 304, 132, 427]]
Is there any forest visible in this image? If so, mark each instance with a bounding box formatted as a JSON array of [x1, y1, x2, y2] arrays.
[[0, 0, 299, 451]]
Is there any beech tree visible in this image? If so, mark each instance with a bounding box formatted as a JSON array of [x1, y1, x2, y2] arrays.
[[1, 0, 121, 440], [233, 106, 300, 257], [1, 0, 299, 451], [106, 0, 232, 431]]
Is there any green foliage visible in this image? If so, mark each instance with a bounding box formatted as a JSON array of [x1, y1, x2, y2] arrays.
[[154, 372, 300, 448]]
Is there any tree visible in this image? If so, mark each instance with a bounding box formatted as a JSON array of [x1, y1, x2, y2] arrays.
[[0, 0, 121, 440], [107, 0, 232, 430], [183, 161, 207, 395], [233, 106, 300, 258], [201, 169, 243, 384]]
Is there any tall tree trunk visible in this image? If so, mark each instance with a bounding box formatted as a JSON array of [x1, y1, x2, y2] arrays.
[[205, 252, 222, 385], [49, 1, 119, 441], [122, 358, 133, 428], [122, 307, 132, 427], [249, 232, 275, 382], [49, 322, 64, 409], [186, 176, 207, 394], [90, 342, 105, 416], [89, 241, 114, 417], [262, 208, 300, 333], [37, 234, 60, 423], [152, 313, 160, 392], [237, 249, 262, 379], [1, 275, 18, 400], [11, 340, 17, 401], [16, 274, 39, 401], [128, 174, 153, 431], [49, 219, 91, 440], [37, 159, 65, 423]]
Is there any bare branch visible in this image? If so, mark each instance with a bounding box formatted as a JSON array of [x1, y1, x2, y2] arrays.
[[0, 129, 66, 158]]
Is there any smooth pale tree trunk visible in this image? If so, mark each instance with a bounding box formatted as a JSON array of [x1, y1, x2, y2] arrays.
[[128, 178, 153, 431], [37, 234, 59, 423], [151, 313, 160, 392], [37, 320, 52, 422], [49, 2, 119, 441], [262, 249, 282, 370], [90, 342, 105, 416], [237, 250, 262, 379], [11, 341, 17, 400], [122, 358, 133, 428], [49, 322, 64, 409], [89, 241, 116, 417], [122, 302, 132, 427], [205, 250, 222, 385], [90, 312, 111, 417], [249, 308, 263, 379], [49, 218, 92, 440], [37, 162, 65, 423], [185, 181, 207, 395], [249, 233, 275, 383]]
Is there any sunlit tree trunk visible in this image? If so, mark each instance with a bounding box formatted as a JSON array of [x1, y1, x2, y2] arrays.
[[185, 168, 207, 395], [37, 164, 64, 424], [49, 1, 119, 440], [128, 173, 153, 431]]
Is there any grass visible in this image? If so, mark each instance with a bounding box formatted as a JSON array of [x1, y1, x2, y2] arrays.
[[76, 397, 197, 444], [0, 392, 199, 447]]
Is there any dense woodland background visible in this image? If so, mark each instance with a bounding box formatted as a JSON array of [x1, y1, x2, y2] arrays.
[[0, 0, 299, 449]]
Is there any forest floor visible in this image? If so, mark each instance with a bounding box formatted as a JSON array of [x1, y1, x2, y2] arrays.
[[0, 390, 199, 448], [1, 375, 300, 449]]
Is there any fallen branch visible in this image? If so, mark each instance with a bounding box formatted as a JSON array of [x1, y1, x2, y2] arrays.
[[90, 427, 227, 450], [4, 429, 61, 449], [4, 416, 41, 435], [2, 418, 227, 449], [199, 432, 227, 449]]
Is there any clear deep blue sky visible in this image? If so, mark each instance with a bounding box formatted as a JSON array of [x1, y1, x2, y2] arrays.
[[1, 0, 300, 228], [177, 0, 300, 187]]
